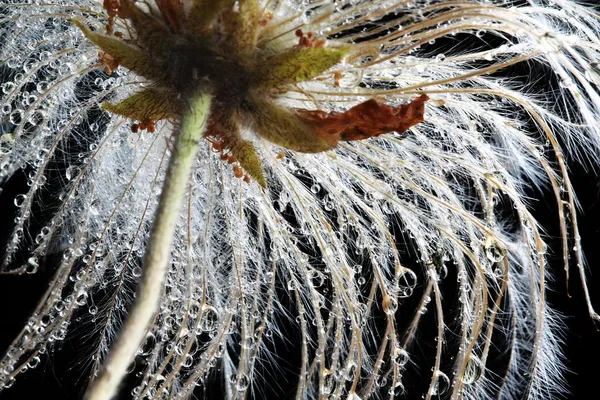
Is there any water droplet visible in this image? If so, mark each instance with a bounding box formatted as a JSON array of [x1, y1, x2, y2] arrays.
[[65, 165, 81, 181], [462, 353, 483, 384], [484, 236, 506, 262], [311, 271, 325, 288], [229, 374, 250, 392], [9, 110, 23, 125], [336, 69, 363, 88], [242, 336, 255, 350], [27, 356, 40, 369], [236, 374, 250, 391], [200, 306, 219, 332], [393, 347, 409, 367], [26, 257, 38, 274], [382, 295, 398, 315], [2, 82, 16, 94], [75, 292, 88, 306], [287, 280, 296, 291], [397, 267, 417, 297], [389, 381, 405, 396], [14, 194, 27, 207], [431, 371, 450, 396]]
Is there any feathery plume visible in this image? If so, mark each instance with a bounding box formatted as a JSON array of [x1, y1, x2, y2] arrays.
[[0, 0, 599, 399]]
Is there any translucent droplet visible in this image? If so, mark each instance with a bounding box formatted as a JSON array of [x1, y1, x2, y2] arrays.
[[65, 165, 81, 181], [382, 295, 398, 315], [14, 194, 27, 207], [389, 381, 405, 396], [200, 306, 219, 332], [242, 336, 255, 350], [287, 280, 296, 291], [182, 354, 194, 368], [375, 374, 387, 387], [397, 267, 417, 298], [431, 371, 450, 396], [484, 236, 506, 262], [312, 271, 325, 288], [75, 292, 88, 306], [236, 374, 250, 391], [462, 354, 484, 385], [351, 51, 379, 67], [393, 347, 409, 367], [336, 69, 363, 88], [9, 110, 23, 125], [27, 356, 41, 369], [26, 257, 39, 274], [2, 82, 16, 94]]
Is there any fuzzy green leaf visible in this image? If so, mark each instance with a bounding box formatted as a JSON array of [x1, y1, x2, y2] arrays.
[[102, 88, 181, 121], [256, 47, 349, 87], [230, 139, 267, 187], [71, 19, 166, 82], [250, 94, 337, 153]]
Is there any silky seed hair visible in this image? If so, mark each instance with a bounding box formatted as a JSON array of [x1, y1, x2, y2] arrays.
[[0, 1, 599, 399]]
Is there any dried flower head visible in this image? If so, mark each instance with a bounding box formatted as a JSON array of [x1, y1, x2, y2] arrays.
[[1, 0, 599, 399]]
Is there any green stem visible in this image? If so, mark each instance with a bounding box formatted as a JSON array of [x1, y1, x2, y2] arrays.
[[84, 91, 212, 400]]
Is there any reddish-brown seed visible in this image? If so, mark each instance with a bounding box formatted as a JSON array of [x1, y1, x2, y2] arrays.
[[233, 165, 244, 178]]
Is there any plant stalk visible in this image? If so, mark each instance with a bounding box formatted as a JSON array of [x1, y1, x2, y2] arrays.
[[84, 91, 212, 400]]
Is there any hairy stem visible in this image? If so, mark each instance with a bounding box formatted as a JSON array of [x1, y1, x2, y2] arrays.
[[84, 91, 212, 400]]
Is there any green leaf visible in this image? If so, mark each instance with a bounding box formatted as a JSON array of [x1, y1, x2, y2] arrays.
[[249, 93, 337, 153], [230, 138, 267, 187], [71, 19, 166, 82], [102, 88, 181, 121], [256, 46, 349, 87]]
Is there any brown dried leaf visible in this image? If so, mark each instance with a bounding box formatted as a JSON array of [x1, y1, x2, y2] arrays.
[[297, 94, 429, 143]]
